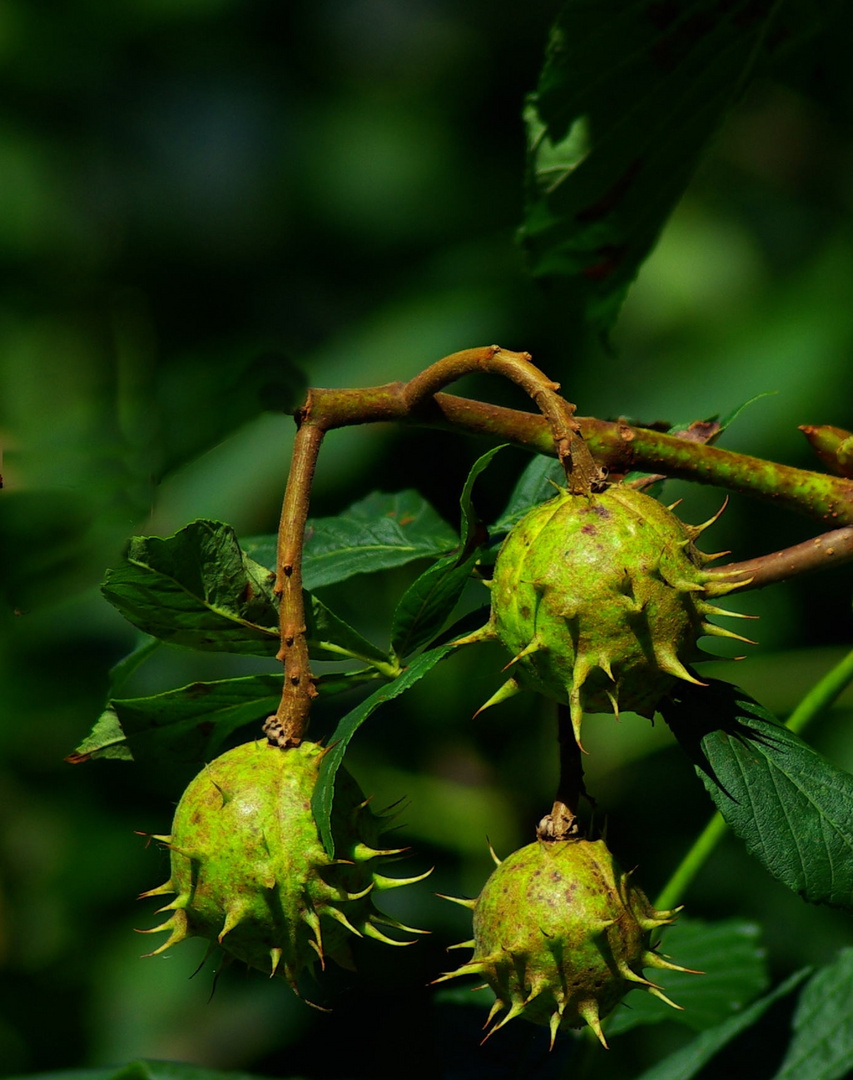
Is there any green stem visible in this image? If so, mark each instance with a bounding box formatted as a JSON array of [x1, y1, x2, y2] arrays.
[[785, 646, 853, 736], [654, 645, 853, 911], [654, 812, 728, 912]]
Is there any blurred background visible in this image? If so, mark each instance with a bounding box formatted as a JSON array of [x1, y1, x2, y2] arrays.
[[3, 2, 853, 1078]]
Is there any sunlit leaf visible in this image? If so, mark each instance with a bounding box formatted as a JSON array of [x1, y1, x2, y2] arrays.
[[102, 521, 280, 655], [66, 707, 134, 764], [521, 0, 784, 334], [243, 490, 459, 590]]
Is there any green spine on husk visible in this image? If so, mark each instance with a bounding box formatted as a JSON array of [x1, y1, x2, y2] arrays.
[[138, 739, 429, 1000], [462, 485, 753, 747], [436, 837, 696, 1048]]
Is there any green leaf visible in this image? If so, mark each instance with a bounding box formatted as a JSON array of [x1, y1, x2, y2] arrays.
[[313, 669, 388, 697], [459, 444, 508, 552], [521, 0, 784, 334], [621, 401, 771, 488], [390, 551, 480, 660], [66, 708, 134, 763], [243, 490, 458, 590], [313, 642, 459, 855], [386, 446, 500, 658], [4, 1072, 115, 1080], [73, 675, 284, 764], [102, 519, 391, 667], [773, 948, 853, 1080], [606, 918, 769, 1037], [492, 453, 564, 535], [70, 668, 389, 765], [716, 391, 778, 434], [357, 759, 518, 859], [102, 521, 280, 656], [236, 535, 278, 569], [633, 971, 809, 1080], [663, 680, 853, 911]]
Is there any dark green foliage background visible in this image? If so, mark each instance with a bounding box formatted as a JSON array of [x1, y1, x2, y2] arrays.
[[3, 2, 853, 1079]]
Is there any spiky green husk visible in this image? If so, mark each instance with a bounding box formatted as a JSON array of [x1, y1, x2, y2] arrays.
[[139, 739, 428, 998], [437, 838, 693, 1047], [472, 486, 751, 745]]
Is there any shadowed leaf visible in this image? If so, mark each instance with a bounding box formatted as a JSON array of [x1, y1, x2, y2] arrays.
[[4, 1062, 287, 1080], [390, 552, 480, 660], [101, 520, 390, 666], [663, 680, 853, 911], [69, 670, 384, 765], [606, 917, 769, 1036], [633, 971, 809, 1080], [773, 947, 853, 1080], [492, 453, 566, 535]]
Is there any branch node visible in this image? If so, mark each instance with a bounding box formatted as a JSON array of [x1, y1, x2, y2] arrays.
[[263, 715, 301, 749]]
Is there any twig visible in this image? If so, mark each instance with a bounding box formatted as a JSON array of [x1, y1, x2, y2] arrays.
[[266, 345, 602, 745], [263, 408, 324, 748], [303, 389, 853, 524], [400, 345, 604, 492], [706, 525, 853, 592]]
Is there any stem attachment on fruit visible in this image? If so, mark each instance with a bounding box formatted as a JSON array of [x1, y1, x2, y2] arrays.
[[537, 705, 589, 841]]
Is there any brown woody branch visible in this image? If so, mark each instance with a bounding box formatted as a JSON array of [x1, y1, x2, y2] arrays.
[[708, 525, 853, 591], [267, 345, 853, 745], [266, 345, 605, 746], [263, 418, 325, 748]]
